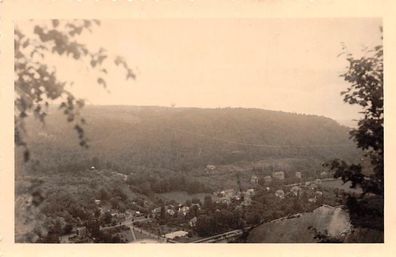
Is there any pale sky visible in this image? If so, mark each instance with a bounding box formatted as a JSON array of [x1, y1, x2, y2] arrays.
[[45, 18, 382, 122]]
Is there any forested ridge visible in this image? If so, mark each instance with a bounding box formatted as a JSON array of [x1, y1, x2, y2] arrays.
[[21, 106, 360, 173]]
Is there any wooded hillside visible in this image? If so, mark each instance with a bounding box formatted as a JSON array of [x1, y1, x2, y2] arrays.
[[22, 106, 360, 173]]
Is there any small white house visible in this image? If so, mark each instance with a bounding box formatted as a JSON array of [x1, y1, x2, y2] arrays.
[[206, 165, 216, 170], [178, 206, 190, 216], [246, 188, 255, 197], [275, 189, 285, 199], [250, 175, 259, 184], [290, 186, 302, 196], [272, 171, 285, 180], [167, 209, 175, 216], [315, 191, 323, 197], [189, 217, 197, 227]]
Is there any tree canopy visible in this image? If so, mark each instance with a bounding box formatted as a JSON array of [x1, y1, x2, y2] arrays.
[[326, 29, 383, 196]]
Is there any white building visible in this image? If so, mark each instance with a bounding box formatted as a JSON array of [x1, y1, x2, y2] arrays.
[[206, 164, 216, 171], [166, 209, 176, 216], [275, 189, 285, 199], [178, 206, 190, 216], [246, 188, 255, 197], [165, 230, 188, 239], [290, 186, 302, 196], [189, 217, 197, 227], [250, 175, 259, 184], [272, 171, 285, 180]]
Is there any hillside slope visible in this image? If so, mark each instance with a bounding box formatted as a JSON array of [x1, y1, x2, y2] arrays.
[[246, 205, 351, 243], [22, 106, 360, 172]]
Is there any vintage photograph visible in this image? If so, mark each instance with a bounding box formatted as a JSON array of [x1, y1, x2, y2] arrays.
[[14, 18, 383, 243]]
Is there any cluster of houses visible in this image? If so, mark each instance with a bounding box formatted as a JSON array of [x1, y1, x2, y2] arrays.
[[249, 171, 287, 186], [151, 203, 201, 220], [273, 181, 324, 203], [251, 170, 304, 185], [212, 188, 256, 207]]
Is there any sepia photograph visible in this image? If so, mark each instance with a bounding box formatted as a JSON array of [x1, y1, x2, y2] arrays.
[[12, 17, 384, 244]]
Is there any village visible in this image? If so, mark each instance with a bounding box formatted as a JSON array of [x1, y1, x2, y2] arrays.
[[58, 164, 344, 243]]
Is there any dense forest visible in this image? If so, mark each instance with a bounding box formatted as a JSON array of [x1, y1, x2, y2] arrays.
[[21, 105, 360, 173]]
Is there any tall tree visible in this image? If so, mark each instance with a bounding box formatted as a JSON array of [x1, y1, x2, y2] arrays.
[[15, 20, 135, 161], [325, 28, 383, 235], [326, 28, 383, 195]]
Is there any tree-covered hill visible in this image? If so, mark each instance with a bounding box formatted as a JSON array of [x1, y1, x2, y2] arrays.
[[22, 106, 360, 173]]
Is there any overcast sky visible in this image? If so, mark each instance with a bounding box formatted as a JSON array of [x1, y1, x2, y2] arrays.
[[47, 18, 382, 122]]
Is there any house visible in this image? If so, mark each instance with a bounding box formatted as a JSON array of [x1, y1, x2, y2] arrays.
[[320, 171, 329, 178], [152, 207, 161, 214], [135, 211, 144, 217], [272, 171, 285, 180], [308, 197, 317, 203], [220, 198, 231, 205], [242, 196, 252, 206], [275, 189, 285, 199], [189, 217, 197, 227], [222, 189, 236, 198], [206, 164, 216, 170], [263, 176, 272, 184], [117, 213, 126, 222], [191, 203, 201, 209], [246, 188, 255, 197], [164, 230, 189, 240], [315, 191, 323, 197], [59, 233, 77, 243], [76, 226, 87, 237], [94, 199, 101, 205], [295, 171, 302, 179], [166, 209, 176, 216], [178, 206, 190, 216], [214, 189, 236, 205], [250, 175, 259, 184], [290, 186, 302, 196], [309, 183, 319, 190], [206, 165, 217, 174]]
